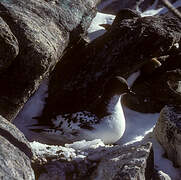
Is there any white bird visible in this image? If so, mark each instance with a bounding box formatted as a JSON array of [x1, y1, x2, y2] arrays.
[[30, 76, 135, 145]]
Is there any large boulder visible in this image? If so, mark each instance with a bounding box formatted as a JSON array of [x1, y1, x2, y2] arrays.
[[91, 142, 153, 179], [0, 115, 34, 179], [0, 0, 98, 121], [39, 11, 181, 124], [0, 17, 19, 73], [154, 105, 181, 167], [31, 140, 154, 179]]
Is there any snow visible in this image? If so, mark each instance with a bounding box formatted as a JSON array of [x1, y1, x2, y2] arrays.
[[141, 0, 181, 17], [152, 138, 181, 180], [13, 1, 181, 179], [65, 139, 105, 150], [127, 71, 140, 87], [30, 141, 77, 160], [13, 77, 181, 179], [13, 79, 48, 141], [87, 12, 115, 41], [119, 107, 159, 145]]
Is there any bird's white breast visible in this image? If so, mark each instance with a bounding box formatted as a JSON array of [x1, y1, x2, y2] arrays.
[[83, 96, 126, 144]]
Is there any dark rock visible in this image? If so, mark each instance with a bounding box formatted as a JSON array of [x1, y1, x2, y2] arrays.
[[40, 12, 181, 123], [123, 54, 181, 113], [0, 116, 34, 179], [0, 17, 19, 73], [154, 105, 181, 167], [0, 0, 98, 121], [111, 8, 141, 27]]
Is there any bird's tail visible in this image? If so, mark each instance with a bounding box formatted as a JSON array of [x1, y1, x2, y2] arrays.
[[27, 123, 52, 133]]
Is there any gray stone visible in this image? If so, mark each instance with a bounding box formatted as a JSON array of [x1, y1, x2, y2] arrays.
[[0, 115, 33, 159], [0, 116, 34, 179], [0, 135, 35, 180], [0, 16, 19, 73], [154, 105, 181, 167], [31, 140, 154, 180], [91, 142, 153, 180], [0, 0, 98, 121]]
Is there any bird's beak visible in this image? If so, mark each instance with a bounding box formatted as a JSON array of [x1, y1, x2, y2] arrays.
[[128, 89, 136, 96]]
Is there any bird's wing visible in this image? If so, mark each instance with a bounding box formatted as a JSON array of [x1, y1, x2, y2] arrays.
[[29, 111, 98, 134]]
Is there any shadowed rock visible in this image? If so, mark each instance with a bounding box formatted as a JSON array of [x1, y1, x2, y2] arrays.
[[0, 0, 98, 121], [123, 54, 181, 113]]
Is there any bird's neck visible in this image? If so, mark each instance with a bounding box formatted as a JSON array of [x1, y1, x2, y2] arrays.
[[93, 94, 122, 118], [105, 94, 121, 113]]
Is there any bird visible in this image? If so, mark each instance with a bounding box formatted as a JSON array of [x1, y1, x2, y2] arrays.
[[29, 76, 135, 145]]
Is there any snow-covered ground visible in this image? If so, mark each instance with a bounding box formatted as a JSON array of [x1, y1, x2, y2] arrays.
[[13, 1, 181, 179]]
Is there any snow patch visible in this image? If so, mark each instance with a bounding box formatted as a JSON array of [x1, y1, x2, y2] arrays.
[[119, 107, 159, 145], [141, 0, 181, 17], [152, 137, 181, 180], [65, 139, 105, 150], [87, 12, 115, 41], [13, 80, 48, 141]]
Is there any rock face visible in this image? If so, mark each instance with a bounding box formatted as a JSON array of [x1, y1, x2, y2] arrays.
[[91, 142, 154, 180], [154, 105, 181, 167], [0, 17, 19, 73], [0, 0, 98, 121], [122, 21, 181, 113], [0, 115, 34, 179], [31, 140, 154, 180], [123, 68, 181, 113], [39, 11, 181, 123]]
